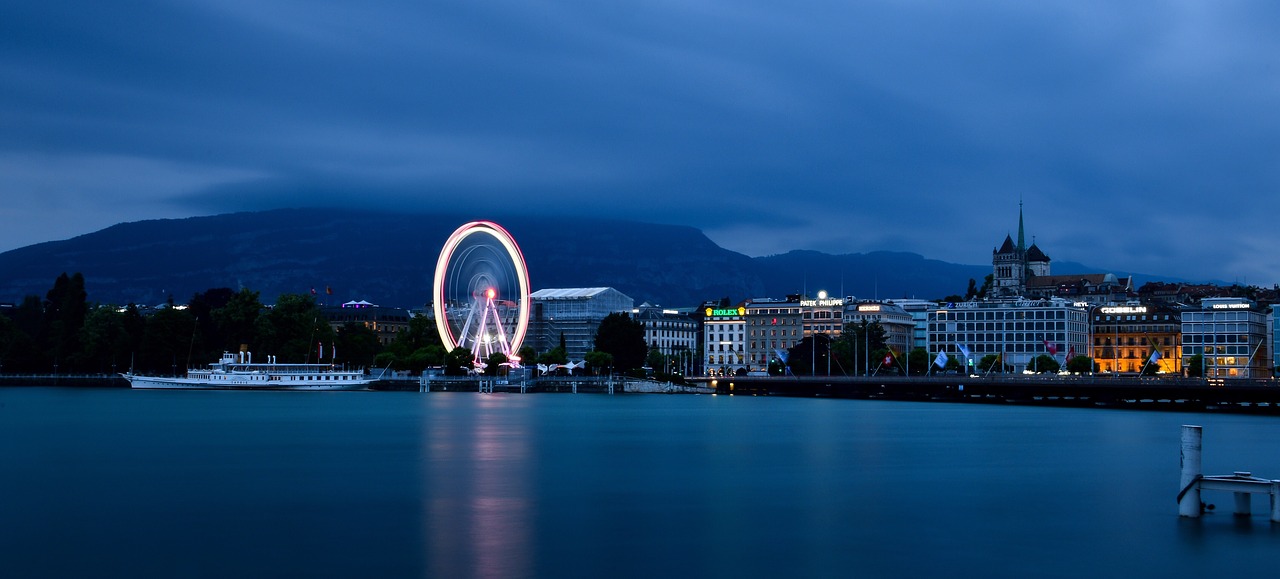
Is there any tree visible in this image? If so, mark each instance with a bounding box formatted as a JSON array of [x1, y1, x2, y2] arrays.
[[78, 306, 130, 374], [138, 305, 199, 375], [214, 288, 263, 351], [833, 321, 887, 376], [538, 346, 568, 365], [254, 293, 334, 363], [965, 278, 979, 300], [584, 350, 613, 375], [1066, 355, 1097, 374], [444, 347, 474, 376], [786, 334, 833, 376], [44, 272, 88, 371], [593, 312, 646, 372], [335, 322, 381, 369], [1028, 354, 1060, 374], [485, 352, 508, 376], [188, 287, 236, 362], [1186, 354, 1204, 378], [645, 347, 666, 374], [978, 354, 1012, 374], [906, 347, 930, 376]]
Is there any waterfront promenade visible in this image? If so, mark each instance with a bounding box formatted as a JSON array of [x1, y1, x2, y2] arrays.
[[702, 374, 1280, 413], [6, 372, 1279, 414]]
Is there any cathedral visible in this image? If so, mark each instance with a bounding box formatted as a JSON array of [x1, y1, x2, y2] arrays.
[[991, 203, 1050, 296]]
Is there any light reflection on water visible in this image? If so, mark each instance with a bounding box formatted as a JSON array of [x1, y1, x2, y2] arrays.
[[1, 388, 1278, 578]]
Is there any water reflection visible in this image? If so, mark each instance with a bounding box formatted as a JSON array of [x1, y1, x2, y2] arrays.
[[424, 394, 534, 578]]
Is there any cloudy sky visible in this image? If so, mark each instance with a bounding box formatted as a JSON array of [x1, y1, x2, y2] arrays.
[[3, 1, 1278, 283]]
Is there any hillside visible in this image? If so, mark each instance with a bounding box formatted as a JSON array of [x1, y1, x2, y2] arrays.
[[0, 208, 1163, 307]]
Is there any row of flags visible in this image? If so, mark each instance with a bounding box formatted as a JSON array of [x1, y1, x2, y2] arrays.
[[310, 286, 334, 296], [935, 341, 1161, 368]]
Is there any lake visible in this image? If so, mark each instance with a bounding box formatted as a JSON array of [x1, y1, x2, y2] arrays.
[[1, 387, 1276, 578]]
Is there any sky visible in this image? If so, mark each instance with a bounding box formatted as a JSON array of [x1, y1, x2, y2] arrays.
[[3, 1, 1279, 284]]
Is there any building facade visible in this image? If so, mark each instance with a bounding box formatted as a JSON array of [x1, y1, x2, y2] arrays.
[[1181, 297, 1270, 378], [1088, 303, 1181, 374], [528, 287, 634, 362], [929, 298, 1088, 373], [321, 301, 411, 346], [745, 297, 804, 373], [843, 300, 915, 356], [633, 303, 698, 376], [703, 304, 747, 376]]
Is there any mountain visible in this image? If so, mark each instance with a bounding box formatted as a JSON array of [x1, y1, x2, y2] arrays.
[[0, 208, 1173, 308], [0, 209, 763, 308]]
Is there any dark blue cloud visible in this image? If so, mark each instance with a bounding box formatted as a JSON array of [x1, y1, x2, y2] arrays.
[[2, 1, 1279, 284]]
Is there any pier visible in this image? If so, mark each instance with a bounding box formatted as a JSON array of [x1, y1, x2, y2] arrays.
[[1178, 425, 1280, 522]]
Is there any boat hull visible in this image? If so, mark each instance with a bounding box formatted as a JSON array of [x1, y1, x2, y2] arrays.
[[125, 375, 371, 391]]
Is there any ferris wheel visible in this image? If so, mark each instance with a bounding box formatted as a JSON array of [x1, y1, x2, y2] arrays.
[[432, 221, 531, 365]]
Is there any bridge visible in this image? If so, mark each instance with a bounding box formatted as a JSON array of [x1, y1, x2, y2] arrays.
[[695, 374, 1280, 414]]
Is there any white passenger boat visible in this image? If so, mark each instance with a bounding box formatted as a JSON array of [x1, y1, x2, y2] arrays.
[[124, 351, 374, 390]]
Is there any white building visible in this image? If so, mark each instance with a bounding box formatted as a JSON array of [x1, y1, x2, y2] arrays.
[[844, 300, 916, 356], [928, 298, 1088, 373], [703, 304, 747, 376], [633, 303, 698, 375]]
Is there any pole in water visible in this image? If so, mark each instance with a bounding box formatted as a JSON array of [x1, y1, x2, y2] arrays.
[[1179, 425, 1202, 518]]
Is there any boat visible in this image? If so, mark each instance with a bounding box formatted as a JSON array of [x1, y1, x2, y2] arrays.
[[124, 350, 376, 390]]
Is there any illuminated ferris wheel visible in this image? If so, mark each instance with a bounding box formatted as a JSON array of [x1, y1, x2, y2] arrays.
[[432, 221, 531, 365]]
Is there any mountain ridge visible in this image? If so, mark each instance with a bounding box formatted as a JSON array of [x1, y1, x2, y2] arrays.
[[0, 208, 1179, 307]]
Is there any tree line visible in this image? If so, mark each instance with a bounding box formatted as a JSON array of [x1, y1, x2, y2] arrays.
[[0, 273, 654, 378]]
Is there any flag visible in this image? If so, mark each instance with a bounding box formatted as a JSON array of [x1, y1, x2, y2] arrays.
[[311, 287, 317, 295], [883, 354, 892, 366], [325, 286, 332, 295], [1043, 340, 1058, 355], [774, 349, 789, 364], [1068, 346, 1076, 360], [956, 343, 971, 359], [933, 351, 949, 368], [318, 342, 323, 358], [1149, 349, 1161, 363]]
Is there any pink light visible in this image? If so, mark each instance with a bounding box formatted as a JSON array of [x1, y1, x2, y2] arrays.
[[486, 288, 496, 299]]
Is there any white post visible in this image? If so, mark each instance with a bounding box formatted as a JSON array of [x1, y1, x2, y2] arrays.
[[1272, 480, 1280, 523], [1179, 425, 1202, 518], [1234, 491, 1251, 517]]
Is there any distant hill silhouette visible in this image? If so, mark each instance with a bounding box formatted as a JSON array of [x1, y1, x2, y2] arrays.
[[0, 208, 1175, 307]]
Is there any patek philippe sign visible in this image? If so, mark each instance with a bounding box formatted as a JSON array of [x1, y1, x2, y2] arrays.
[[800, 298, 844, 307]]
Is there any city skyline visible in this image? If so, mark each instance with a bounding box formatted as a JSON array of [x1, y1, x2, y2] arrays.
[[4, 2, 1279, 284]]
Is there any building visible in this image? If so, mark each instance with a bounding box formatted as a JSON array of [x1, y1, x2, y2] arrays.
[[527, 287, 634, 362], [886, 298, 937, 351], [703, 303, 748, 376], [844, 300, 916, 356], [991, 203, 1051, 297], [800, 291, 846, 340], [633, 303, 698, 375], [1025, 273, 1134, 303], [929, 298, 1088, 373], [1089, 303, 1181, 374], [745, 296, 804, 373], [321, 300, 411, 346], [1181, 297, 1270, 378]]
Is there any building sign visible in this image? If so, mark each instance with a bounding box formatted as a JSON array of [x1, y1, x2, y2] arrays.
[[799, 298, 845, 307], [857, 304, 881, 312], [1100, 306, 1147, 314], [1210, 303, 1251, 310], [706, 307, 746, 317]]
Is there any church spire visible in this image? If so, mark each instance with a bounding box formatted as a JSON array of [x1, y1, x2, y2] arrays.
[[1016, 198, 1025, 253]]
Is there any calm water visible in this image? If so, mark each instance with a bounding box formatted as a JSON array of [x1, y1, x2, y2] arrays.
[[1, 388, 1277, 578]]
